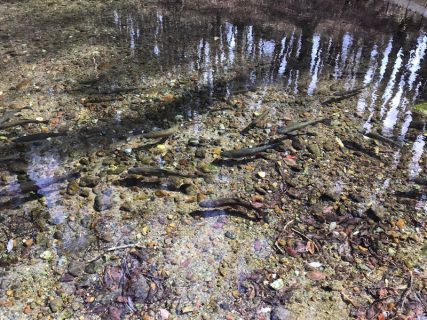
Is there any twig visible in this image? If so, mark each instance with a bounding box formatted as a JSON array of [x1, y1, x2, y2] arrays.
[[398, 271, 413, 312], [340, 291, 359, 308], [106, 243, 141, 252], [87, 243, 142, 263], [274, 219, 295, 254]]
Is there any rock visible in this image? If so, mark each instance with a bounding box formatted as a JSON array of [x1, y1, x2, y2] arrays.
[[322, 188, 341, 201], [126, 274, 149, 302], [258, 171, 266, 178], [181, 305, 194, 314], [79, 176, 99, 188], [80, 188, 90, 197], [180, 183, 197, 195], [8, 161, 27, 174], [270, 306, 292, 320], [67, 180, 79, 195], [159, 308, 170, 320], [53, 231, 63, 240], [269, 278, 284, 290], [188, 138, 200, 146], [94, 190, 113, 212], [85, 260, 102, 274], [307, 143, 321, 158], [40, 250, 54, 261], [49, 297, 63, 313], [224, 231, 236, 240], [68, 261, 84, 277], [292, 137, 305, 150], [367, 205, 387, 222], [195, 148, 206, 158], [306, 270, 326, 281]]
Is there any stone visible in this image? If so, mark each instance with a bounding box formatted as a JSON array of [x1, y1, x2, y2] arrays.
[[270, 306, 291, 320], [94, 190, 113, 212], [79, 176, 99, 188], [67, 180, 79, 195], [126, 274, 149, 302], [181, 305, 194, 314], [224, 231, 236, 240], [49, 298, 63, 313], [269, 278, 284, 290], [195, 148, 206, 158], [159, 308, 170, 320], [68, 261, 84, 277], [40, 250, 54, 261], [307, 143, 321, 158], [292, 137, 305, 150]]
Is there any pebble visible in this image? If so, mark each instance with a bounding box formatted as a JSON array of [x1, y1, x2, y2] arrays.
[[181, 305, 194, 314], [49, 298, 63, 313], [258, 171, 266, 178], [159, 308, 170, 320], [269, 278, 284, 290], [306, 270, 326, 281], [40, 250, 54, 261], [94, 190, 113, 212], [68, 261, 84, 277], [224, 231, 236, 240], [270, 306, 292, 320], [307, 143, 321, 158], [188, 138, 200, 146], [67, 180, 79, 195]]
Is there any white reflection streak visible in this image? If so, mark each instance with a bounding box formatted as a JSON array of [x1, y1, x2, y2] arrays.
[[307, 34, 321, 96], [382, 77, 404, 136], [278, 36, 287, 76], [295, 33, 302, 58], [334, 33, 353, 79], [246, 26, 254, 56], [356, 45, 378, 113], [399, 111, 412, 141], [363, 40, 394, 130], [113, 10, 120, 29], [380, 48, 403, 117], [406, 33, 427, 91], [408, 133, 425, 178], [294, 70, 299, 94], [27, 149, 68, 224], [310, 34, 321, 73], [226, 23, 236, 65]]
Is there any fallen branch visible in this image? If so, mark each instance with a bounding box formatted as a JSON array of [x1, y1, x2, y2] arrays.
[[0, 119, 49, 130], [277, 117, 329, 135]]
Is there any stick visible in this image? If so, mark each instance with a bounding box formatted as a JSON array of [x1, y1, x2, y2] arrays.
[[0, 119, 49, 130], [398, 271, 413, 312], [87, 243, 142, 263]]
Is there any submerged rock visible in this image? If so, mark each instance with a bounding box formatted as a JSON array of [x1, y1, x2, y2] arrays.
[[270, 306, 292, 320]]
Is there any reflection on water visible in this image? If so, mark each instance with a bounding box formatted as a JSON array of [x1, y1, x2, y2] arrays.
[[65, 4, 427, 211], [27, 148, 69, 224], [408, 133, 426, 178]]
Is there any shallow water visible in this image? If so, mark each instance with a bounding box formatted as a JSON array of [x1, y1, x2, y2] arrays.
[[0, 0, 426, 319]]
